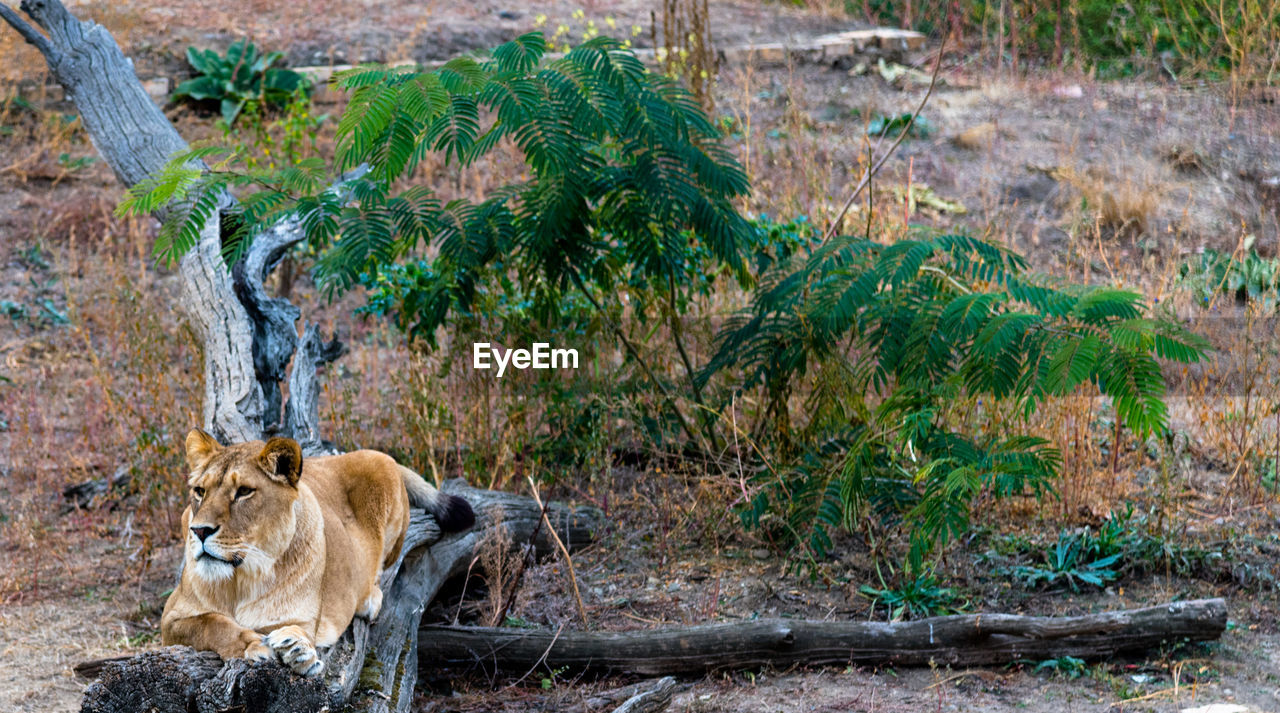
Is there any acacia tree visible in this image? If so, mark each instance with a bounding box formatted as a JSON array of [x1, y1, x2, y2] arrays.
[[116, 19, 1208, 582], [121, 31, 759, 449]]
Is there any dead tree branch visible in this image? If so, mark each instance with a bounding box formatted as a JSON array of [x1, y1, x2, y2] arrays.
[[419, 598, 1227, 676]]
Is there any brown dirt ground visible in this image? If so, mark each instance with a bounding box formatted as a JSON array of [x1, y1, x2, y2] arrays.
[[2, 0, 1280, 712]]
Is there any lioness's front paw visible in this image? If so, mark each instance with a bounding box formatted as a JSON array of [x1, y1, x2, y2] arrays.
[[244, 638, 273, 662], [264, 625, 324, 677]]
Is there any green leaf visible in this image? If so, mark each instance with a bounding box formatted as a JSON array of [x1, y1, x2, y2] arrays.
[[220, 98, 244, 125], [491, 32, 546, 73], [1042, 334, 1101, 395], [185, 46, 216, 76], [263, 68, 307, 94], [225, 39, 251, 68], [172, 76, 222, 102]]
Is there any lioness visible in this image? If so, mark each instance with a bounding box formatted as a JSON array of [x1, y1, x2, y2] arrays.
[[160, 429, 475, 676]]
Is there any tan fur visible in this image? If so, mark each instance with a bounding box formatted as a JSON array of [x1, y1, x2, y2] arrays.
[[160, 430, 424, 675]]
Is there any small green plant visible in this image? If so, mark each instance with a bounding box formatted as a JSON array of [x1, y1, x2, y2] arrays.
[[1080, 504, 1183, 568], [226, 86, 328, 169], [0, 297, 66, 327], [37, 298, 69, 325], [1010, 531, 1122, 591], [1179, 240, 1280, 309], [19, 243, 49, 270], [990, 505, 1219, 583], [859, 571, 964, 621], [57, 152, 96, 173], [540, 665, 569, 690], [0, 300, 26, 321], [1260, 457, 1280, 493], [716, 114, 741, 137], [171, 39, 310, 126], [124, 630, 159, 647], [1, 94, 34, 113], [1033, 655, 1087, 678], [1091, 664, 1146, 700], [866, 112, 933, 139]]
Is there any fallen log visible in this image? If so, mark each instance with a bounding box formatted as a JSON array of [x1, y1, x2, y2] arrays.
[[78, 480, 602, 713], [62, 464, 133, 511], [419, 598, 1227, 676], [606, 677, 679, 713], [568, 677, 681, 713]]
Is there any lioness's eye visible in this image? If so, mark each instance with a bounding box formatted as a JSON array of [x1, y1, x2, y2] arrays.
[[192, 487, 205, 499], [235, 486, 255, 500]]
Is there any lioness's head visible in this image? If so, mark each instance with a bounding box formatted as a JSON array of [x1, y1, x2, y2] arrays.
[[182, 429, 304, 583]]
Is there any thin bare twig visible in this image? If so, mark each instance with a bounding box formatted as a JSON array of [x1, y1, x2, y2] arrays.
[[822, 32, 950, 245], [527, 475, 588, 626], [494, 496, 551, 627]]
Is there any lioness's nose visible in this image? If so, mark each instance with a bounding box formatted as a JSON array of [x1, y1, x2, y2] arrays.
[[191, 525, 218, 542]]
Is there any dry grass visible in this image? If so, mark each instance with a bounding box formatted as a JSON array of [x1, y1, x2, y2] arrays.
[[473, 508, 518, 627], [0, 184, 201, 602], [1054, 163, 1162, 240]]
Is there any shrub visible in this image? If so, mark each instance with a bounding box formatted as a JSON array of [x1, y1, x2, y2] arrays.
[[701, 231, 1207, 570], [172, 39, 311, 126]]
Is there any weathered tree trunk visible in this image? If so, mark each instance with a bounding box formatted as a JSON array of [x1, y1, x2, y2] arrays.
[[78, 481, 603, 713], [0, 0, 336, 447], [181, 218, 265, 443], [419, 598, 1228, 676]]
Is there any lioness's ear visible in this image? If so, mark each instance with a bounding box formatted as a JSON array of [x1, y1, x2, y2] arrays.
[[258, 437, 303, 487], [185, 429, 222, 472]]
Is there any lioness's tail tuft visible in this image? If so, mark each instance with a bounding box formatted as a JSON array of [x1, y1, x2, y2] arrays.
[[432, 493, 476, 532], [400, 467, 476, 533]]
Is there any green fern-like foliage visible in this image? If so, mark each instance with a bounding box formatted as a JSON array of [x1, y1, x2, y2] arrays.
[[118, 33, 1205, 576], [121, 33, 753, 341], [705, 231, 1207, 569]]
